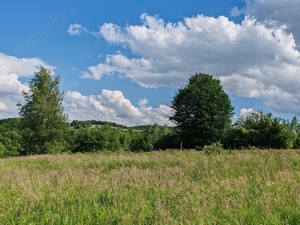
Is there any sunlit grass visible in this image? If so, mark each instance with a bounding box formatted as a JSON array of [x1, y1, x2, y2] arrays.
[[1, 150, 300, 224]]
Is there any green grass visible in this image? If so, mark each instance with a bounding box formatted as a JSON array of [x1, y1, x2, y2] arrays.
[[1, 150, 300, 224]]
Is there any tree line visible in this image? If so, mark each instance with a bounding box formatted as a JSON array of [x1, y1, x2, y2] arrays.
[[0, 118, 175, 157], [0, 68, 300, 157]]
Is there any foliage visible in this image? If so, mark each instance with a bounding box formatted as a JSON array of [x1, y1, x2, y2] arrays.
[[0, 118, 22, 156], [223, 127, 251, 149], [70, 120, 127, 129], [171, 73, 233, 148], [0, 117, 175, 156], [73, 125, 141, 152], [130, 124, 174, 151], [18, 67, 67, 154], [224, 112, 297, 149], [0, 143, 6, 157], [72, 124, 175, 152], [202, 141, 223, 154], [1, 112, 300, 156], [69, 122, 175, 152]]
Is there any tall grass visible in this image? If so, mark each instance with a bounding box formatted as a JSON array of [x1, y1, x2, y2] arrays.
[[1, 150, 300, 224]]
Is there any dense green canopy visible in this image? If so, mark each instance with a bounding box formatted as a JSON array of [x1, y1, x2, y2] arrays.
[[18, 67, 67, 154], [171, 73, 233, 148]]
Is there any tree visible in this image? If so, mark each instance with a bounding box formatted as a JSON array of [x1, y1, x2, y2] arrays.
[[171, 73, 233, 148], [0, 143, 6, 157], [18, 67, 67, 154], [0, 118, 22, 156], [289, 116, 300, 148], [231, 111, 297, 149]]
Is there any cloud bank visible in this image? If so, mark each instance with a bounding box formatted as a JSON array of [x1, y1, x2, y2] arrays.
[[80, 13, 300, 115], [232, 0, 300, 44], [64, 90, 173, 126], [0, 52, 172, 125]]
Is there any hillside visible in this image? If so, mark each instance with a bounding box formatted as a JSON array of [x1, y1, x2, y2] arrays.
[[1, 150, 300, 224]]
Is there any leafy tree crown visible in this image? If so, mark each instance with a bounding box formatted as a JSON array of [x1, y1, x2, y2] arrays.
[[18, 67, 67, 154], [171, 73, 233, 148]]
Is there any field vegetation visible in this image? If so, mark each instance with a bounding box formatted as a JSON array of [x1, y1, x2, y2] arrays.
[[1, 150, 300, 224]]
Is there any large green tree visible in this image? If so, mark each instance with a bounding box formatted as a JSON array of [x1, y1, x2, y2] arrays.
[[171, 73, 233, 148], [18, 67, 67, 154]]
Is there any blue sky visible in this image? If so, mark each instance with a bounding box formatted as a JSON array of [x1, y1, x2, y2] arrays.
[[0, 0, 299, 125]]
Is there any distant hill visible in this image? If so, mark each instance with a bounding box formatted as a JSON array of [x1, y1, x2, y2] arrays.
[[70, 120, 172, 130], [70, 120, 128, 129], [0, 118, 171, 130]]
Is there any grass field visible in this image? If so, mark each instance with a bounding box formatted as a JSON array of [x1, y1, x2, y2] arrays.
[[1, 150, 300, 224]]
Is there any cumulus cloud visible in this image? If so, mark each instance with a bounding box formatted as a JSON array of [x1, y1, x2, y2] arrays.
[[232, 0, 300, 44], [0, 53, 54, 118], [67, 24, 87, 36], [0, 52, 171, 125], [80, 14, 300, 115], [64, 89, 173, 126]]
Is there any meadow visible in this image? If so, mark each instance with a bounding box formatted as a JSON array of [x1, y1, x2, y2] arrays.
[[1, 150, 300, 225]]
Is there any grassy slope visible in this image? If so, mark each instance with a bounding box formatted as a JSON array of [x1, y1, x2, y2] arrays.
[[1, 150, 300, 225]]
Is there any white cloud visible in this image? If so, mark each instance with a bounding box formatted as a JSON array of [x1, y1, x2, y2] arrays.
[[81, 14, 300, 115], [232, 0, 300, 44], [139, 98, 148, 107], [230, 6, 245, 17], [239, 108, 255, 119], [0, 53, 54, 118], [67, 24, 87, 36], [0, 52, 171, 125], [64, 89, 173, 126], [0, 102, 8, 112]]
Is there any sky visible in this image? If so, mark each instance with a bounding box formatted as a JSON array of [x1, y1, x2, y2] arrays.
[[1, 0, 300, 126]]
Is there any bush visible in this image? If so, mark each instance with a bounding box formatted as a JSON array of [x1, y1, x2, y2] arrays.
[[223, 127, 252, 149], [130, 137, 153, 152], [0, 143, 6, 157], [73, 127, 104, 152], [44, 141, 68, 154], [293, 137, 300, 149], [130, 125, 175, 151], [224, 112, 297, 149], [202, 142, 223, 154]]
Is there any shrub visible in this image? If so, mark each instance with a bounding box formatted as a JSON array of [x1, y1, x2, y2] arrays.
[[223, 127, 252, 149], [202, 142, 223, 154], [0, 143, 6, 157], [130, 137, 153, 152], [44, 141, 68, 154], [293, 137, 300, 149], [225, 112, 297, 149]]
